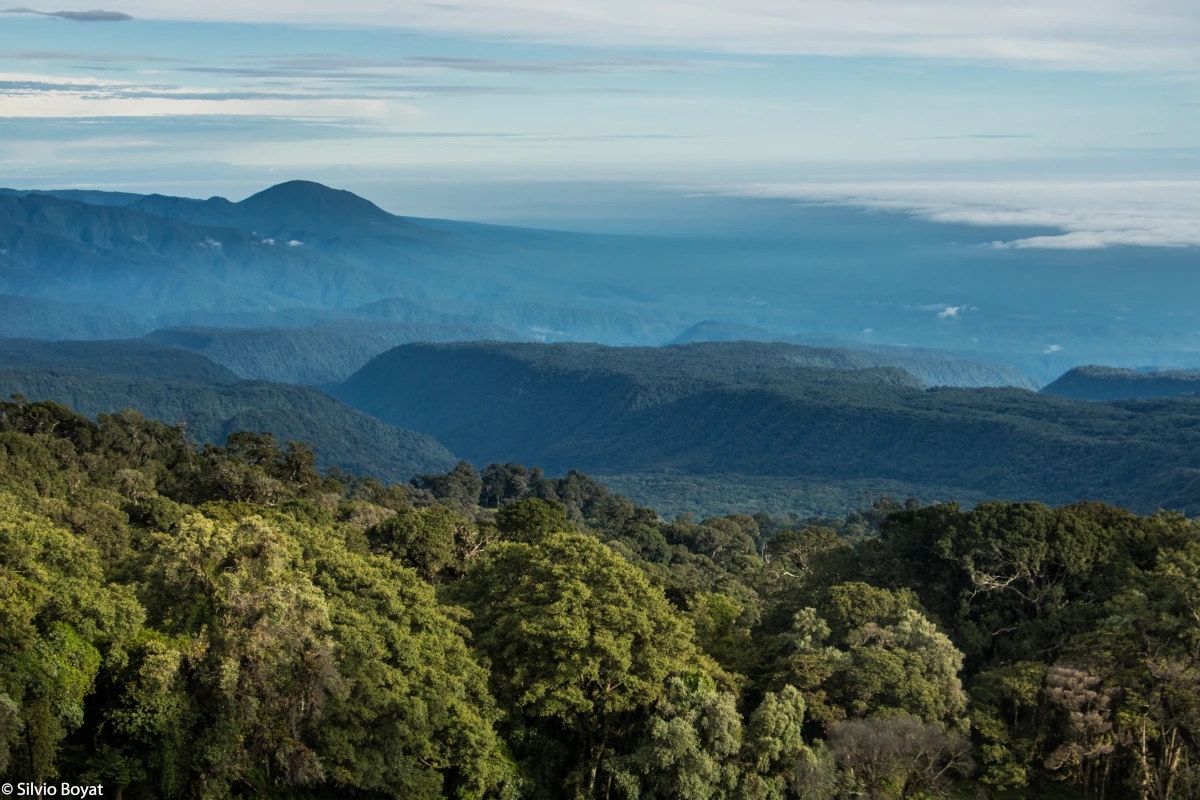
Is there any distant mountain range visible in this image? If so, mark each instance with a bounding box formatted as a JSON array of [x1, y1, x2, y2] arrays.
[[0, 182, 681, 344], [333, 340, 1200, 514], [7, 179, 1200, 383]]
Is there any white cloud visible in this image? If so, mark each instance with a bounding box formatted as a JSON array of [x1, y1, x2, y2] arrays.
[[1045, 344, 1063, 353], [110, 0, 1200, 70], [0, 71, 401, 119], [937, 306, 961, 319], [730, 180, 1200, 249]]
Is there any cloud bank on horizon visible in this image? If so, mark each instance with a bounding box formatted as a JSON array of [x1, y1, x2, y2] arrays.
[[732, 181, 1200, 249]]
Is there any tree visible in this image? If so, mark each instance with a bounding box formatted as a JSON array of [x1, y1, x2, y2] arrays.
[[612, 676, 744, 800], [412, 461, 484, 511], [833, 607, 969, 732], [288, 513, 515, 800], [742, 685, 821, 800], [1042, 665, 1116, 798], [144, 513, 339, 797], [0, 493, 142, 784], [368, 504, 470, 581], [827, 716, 973, 799], [448, 532, 705, 798], [495, 497, 571, 543], [968, 661, 1049, 789]]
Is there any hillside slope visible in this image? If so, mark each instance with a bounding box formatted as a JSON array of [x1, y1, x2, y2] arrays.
[[1042, 365, 1200, 401], [0, 339, 456, 481], [334, 341, 1200, 513]]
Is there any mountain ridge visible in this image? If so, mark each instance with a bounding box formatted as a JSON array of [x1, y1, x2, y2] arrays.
[[333, 340, 1200, 513], [1042, 364, 1200, 401]]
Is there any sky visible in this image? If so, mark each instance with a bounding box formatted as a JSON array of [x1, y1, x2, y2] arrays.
[[1, 1, 1200, 245]]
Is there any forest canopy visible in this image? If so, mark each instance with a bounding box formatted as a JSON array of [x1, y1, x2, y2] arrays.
[[1, 397, 1199, 799]]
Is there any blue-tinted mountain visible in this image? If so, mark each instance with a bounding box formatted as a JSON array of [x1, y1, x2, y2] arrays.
[[334, 340, 1200, 514], [7, 180, 1200, 375], [0, 183, 682, 343], [1042, 365, 1200, 401], [0, 191, 412, 314]]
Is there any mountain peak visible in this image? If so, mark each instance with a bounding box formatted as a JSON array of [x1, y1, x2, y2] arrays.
[[238, 180, 394, 224]]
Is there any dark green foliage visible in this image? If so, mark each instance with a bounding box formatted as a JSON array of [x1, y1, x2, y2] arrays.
[[494, 497, 571, 542], [593, 473, 981, 521], [367, 504, 468, 580], [6, 398, 1200, 798], [0, 400, 511, 799], [413, 461, 484, 511], [335, 340, 1200, 514]]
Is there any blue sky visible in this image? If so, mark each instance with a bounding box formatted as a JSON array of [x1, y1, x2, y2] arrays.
[[1, 1, 1199, 244]]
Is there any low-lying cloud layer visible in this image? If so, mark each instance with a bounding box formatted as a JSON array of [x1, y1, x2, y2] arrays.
[[733, 180, 1200, 250]]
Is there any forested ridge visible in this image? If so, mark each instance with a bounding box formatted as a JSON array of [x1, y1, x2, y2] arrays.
[[1042, 366, 1200, 402], [334, 341, 1200, 514], [3, 397, 1200, 798]]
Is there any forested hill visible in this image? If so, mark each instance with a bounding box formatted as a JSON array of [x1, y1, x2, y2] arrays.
[[3, 399, 1200, 799], [1042, 364, 1200, 401], [335, 340, 1200, 514], [0, 338, 456, 481]]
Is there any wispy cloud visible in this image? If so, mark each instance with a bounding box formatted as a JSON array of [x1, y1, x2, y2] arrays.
[[175, 54, 706, 81], [730, 180, 1200, 250], [103, 0, 1200, 70], [0, 50, 188, 63], [901, 134, 1035, 141], [0, 72, 400, 117], [2, 7, 132, 21]]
